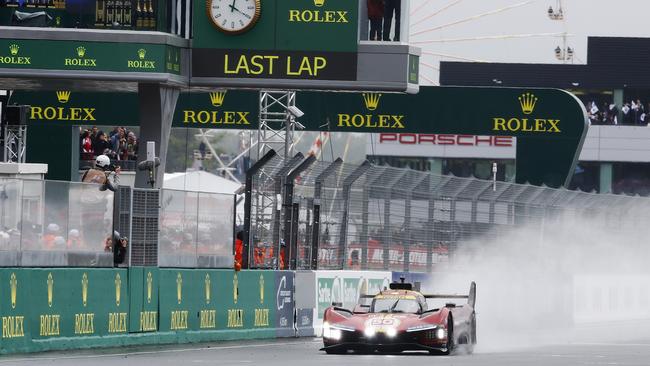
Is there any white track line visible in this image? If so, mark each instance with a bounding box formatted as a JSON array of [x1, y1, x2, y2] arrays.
[[0, 340, 313, 364]]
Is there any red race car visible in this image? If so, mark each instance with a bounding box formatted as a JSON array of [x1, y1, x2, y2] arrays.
[[321, 279, 476, 355]]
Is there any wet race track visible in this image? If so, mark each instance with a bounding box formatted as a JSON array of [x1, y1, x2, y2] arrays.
[[3, 335, 650, 366]]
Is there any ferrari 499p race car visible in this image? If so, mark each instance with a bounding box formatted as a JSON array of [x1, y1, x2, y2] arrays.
[[321, 279, 476, 355]]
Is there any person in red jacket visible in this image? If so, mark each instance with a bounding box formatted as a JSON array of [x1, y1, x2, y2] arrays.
[[367, 0, 384, 40], [234, 230, 243, 271]]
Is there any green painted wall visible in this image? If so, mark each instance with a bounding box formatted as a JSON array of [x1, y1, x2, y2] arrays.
[[0, 268, 295, 354], [0, 39, 181, 74]]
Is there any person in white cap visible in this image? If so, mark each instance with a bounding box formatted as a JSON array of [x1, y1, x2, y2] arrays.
[[81, 154, 120, 192]]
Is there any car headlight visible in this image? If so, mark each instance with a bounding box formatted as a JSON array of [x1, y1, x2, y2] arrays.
[[385, 327, 397, 338], [364, 326, 376, 338], [406, 324, 438, 333], [436, 328, 446, 340], [323, 322, 353, 341]]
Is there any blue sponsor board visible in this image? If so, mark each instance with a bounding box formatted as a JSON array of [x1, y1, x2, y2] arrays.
[[275, 271, 294, 337]]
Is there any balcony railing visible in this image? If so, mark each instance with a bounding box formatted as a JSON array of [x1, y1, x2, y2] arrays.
[[0, 0, 190, 37]]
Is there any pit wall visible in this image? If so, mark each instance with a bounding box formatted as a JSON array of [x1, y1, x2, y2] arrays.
[[0, 268, 295, 354], [296, 270, 392, 336]]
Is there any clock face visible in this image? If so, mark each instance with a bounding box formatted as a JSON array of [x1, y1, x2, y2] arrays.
[[206, 0, 261, 35]]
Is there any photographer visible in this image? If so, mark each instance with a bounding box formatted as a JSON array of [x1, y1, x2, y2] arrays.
[[104, 230, 128, 265], [81, 154, 120, 192]]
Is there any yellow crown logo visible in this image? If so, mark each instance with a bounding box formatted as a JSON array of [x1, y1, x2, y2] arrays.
[[259, 274, 264, 304], [56, 90, 71, 104], [233, 273, 238, 304], [9, 44, 19, 56], [176, 273, 183, 304], [81, 273, 88, 307], [138, 48, 146, 60], [209, 91, 227, 107], [47, 273, 54, 307], [314, 0, 325, 6], [205, 273, 211, 304], [115, 273, 121, 307], [10, 273, 17, 309], [362, 93, 381, 111], [518, 92, 538, 115], [76, 46, 86, 58], [146, 271, 152, 304]]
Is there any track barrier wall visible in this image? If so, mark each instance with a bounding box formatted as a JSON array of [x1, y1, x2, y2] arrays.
[[0, 268, 295, 354], [295, 270, 391, 336]]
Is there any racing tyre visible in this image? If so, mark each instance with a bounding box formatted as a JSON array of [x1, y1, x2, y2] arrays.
[[441, 315, 454, 355]]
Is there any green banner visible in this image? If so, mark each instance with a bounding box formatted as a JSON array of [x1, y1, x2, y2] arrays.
[[173, 91, 259, 129], [11, 86, 587, 186], [0, 268, 295, 354], [0, 39, 181, 75], [192, 0, 358, 52]]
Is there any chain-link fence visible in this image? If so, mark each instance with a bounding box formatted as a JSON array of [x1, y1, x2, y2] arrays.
[[244, 151, 650, 272]]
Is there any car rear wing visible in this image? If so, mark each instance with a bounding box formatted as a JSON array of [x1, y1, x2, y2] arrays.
[[423, 281, 476, 308]]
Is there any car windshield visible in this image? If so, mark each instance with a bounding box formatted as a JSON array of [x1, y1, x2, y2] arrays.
[[371, 298, 421, 314]]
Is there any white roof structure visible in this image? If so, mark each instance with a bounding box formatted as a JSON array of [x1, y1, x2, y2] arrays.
[[163, 170, 242, 195]]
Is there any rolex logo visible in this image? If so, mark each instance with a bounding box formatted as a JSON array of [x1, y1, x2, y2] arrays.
[[362, 93, 381, 111], [205, 274, 211, 304], [10, 273, 17, 309], [146, 271, 153, 304], [47, 273, 54, 307], [115, 273, 122, 307], [76, 46, 86, 58], [9, 44, 19, 56], [519, 92, 538, 115], [260, 275, 264, 304], [138, 48, 146, 60], [176, 273, 182, 304], [314, 0, 325, 6], [209, 91, 227, 107], [81, 273, 88, 307], [56, 90, 71, 104], [233, 273, 238, 304]]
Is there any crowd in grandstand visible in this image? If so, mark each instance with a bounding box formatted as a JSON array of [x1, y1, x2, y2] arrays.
[[79, 126, 138, 162], [586, 100, 650, 125]]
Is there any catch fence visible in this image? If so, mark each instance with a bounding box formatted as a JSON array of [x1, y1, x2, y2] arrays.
[[244, 150, 650, 272]]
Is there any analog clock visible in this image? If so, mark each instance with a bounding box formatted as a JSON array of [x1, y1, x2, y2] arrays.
[[206, 0, 261, 35]]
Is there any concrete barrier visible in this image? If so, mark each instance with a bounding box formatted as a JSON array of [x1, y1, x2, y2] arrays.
[[0, 268, 296, 354]]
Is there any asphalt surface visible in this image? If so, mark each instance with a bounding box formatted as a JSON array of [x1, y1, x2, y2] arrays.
[[2, 336, 650, 366]]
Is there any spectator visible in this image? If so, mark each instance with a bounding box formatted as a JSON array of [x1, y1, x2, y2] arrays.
[[234, 230, 243, 271], [92, 131, 111, 157], [367, 0, 384, 41], [90, 126, 99, 144], [382, 0, 401, 42], [80, 130, 92, 154], [43, 223, 60, 250], [104, 231, 128, 265], [110, 127, 125, 152], [67, 229, 84, 249], [126, 132, 138, 161]]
